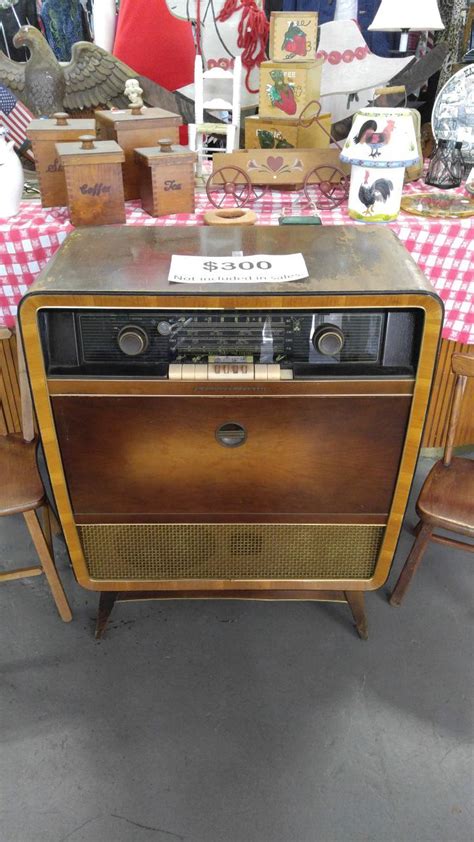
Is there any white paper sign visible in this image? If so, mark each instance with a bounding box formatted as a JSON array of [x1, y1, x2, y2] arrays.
[[168, 253, 309, 284]]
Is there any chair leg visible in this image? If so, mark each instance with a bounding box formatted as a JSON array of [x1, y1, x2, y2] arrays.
[[41, 505, 52, 552], [389, 523, 433, 607], [344, 591, 368, 640], [23, 509, 72, 622], [48, 508, 62, 537]]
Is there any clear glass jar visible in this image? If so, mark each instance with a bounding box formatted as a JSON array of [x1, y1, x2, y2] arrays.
[[425, 139, 464, 189]]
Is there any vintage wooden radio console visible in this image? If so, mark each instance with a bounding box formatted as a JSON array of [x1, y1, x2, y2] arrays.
[[18, 226, 442, 637]]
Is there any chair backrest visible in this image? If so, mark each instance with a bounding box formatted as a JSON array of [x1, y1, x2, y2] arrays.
[[194, 55, 242, 131], [443, 353, 474, 466]]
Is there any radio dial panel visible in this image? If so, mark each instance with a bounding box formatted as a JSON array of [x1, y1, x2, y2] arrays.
[[40, 308, 421, 379]]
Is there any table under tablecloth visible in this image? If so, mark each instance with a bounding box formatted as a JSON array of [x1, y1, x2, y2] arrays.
[[0, 184, 472, 343]]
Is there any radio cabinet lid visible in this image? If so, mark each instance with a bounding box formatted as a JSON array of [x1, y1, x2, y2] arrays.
[[56, 138, 125, 166], [28, 116, 96, 140], [20, 226, 440, 300], [95, 107, 182, 131], [134, 143, 197, 165]]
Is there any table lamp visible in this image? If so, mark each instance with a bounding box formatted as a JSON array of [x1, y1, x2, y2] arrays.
[[340, 107, 419, 222], [368, 0, 445, 52]]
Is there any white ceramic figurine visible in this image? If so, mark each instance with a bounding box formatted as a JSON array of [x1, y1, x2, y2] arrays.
[[0, 127, 24, 219]]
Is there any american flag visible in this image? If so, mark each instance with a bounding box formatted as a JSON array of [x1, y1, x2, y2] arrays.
[[0, 84, 34, 160]]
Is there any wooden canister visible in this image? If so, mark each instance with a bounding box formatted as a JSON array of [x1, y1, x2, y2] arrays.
[[27, 113, 96, 207], [95, 106, 182, 200], [56, 135, 126, 226], [134, 139, 196, 216], [258, 60, 323, 121]]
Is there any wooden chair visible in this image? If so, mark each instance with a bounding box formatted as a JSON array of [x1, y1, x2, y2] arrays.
[[0, 433, 72, 622], [390, 353, 474, 606]]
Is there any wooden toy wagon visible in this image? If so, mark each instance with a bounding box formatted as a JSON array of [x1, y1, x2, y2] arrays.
[[206, 148, 350, 210]]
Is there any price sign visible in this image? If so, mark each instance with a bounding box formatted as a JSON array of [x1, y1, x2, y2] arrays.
[[168, 253, 309, 284]]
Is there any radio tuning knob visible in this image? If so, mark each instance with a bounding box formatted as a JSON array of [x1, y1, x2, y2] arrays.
[[157, 321, 172, 336], [313, 325, 345, 356], [117, 325, 149, 356]]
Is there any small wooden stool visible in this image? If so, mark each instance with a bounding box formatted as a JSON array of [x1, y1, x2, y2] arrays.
[[0, 434, 72, 622]]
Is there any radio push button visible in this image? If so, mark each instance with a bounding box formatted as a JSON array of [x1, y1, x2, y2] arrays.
[[208, 363, 255, 380]]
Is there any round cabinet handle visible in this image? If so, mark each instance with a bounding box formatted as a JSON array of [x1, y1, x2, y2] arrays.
[[215, 422, 247, 448]]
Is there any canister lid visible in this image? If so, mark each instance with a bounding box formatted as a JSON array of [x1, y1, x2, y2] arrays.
[[134, 139, 197, 165], [56, 136, 125, 164], [94, 106, 181, 130], [28, 113, 96, 139]]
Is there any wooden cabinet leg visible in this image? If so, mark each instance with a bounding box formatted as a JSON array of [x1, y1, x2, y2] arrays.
[[95, 592, 118, 639], [389, 522, 433, 607], [344, 591, 368, 640], [23, 509, 72, 622]]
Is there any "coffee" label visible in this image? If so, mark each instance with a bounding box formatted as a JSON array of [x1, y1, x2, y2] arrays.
[[80, 182, 111, 196]]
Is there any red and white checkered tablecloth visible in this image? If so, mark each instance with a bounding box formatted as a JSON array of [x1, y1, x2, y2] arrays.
[[1, 185, 473, 343]]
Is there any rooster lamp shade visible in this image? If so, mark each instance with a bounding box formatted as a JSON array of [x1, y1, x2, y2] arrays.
[[368, 0, 444, 52], [340, 108, 419, 222]]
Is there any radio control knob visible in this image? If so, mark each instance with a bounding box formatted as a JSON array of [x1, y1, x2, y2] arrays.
[[117, 325, 149, 356], [157, 321, 172, 336], [313, 325, 345, 356]]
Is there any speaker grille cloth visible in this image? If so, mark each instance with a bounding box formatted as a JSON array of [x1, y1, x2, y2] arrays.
[[77, 523, 384, 581]]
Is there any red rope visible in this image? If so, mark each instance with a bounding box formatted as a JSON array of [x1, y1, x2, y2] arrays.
[[196, 0, 202, 57], [217, 0, 269, 94]]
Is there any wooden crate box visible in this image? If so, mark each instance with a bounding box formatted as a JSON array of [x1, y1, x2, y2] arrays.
[[27, 113, 96, 208], [245, 113, 331, 150], [269, 11, 318, 62], [258, 60, 323, 121], [56, 136, 125, 227], [135, 140, 197, 217], [95, 106, 182, 200]]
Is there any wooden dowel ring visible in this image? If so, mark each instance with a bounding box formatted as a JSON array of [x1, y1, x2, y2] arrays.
[[203, 208, 257, 226]]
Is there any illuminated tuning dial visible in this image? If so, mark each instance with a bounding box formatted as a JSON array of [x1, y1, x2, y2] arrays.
[[313, 325, 345, 356], [117, 325, 149, 356]]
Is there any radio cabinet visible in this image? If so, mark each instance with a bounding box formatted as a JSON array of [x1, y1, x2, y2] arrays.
[[27, 113, 96, 208], [19, 226, 443, 637]]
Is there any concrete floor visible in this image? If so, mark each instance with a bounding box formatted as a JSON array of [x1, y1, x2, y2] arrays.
[[0, 455, 472, 842]]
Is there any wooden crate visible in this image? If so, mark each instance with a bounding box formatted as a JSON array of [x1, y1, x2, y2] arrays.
[[135, 141, 197, 217], [269, 11, 318, 62], [95, 107, 182, 200], [258, 60, 323, 121], [27, 114, 96, 208], [245, 112, 331, 150], [56, 136, 125, 227]]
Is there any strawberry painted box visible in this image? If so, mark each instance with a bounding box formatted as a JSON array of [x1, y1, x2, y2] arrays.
[[258, 60, 323, 121], [245, 112, 331, 150], [269, 12, 318, 62]]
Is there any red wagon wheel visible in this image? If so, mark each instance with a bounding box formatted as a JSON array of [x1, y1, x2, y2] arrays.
[[303, 165, 349, 210], [206, 166, 253, 208]]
